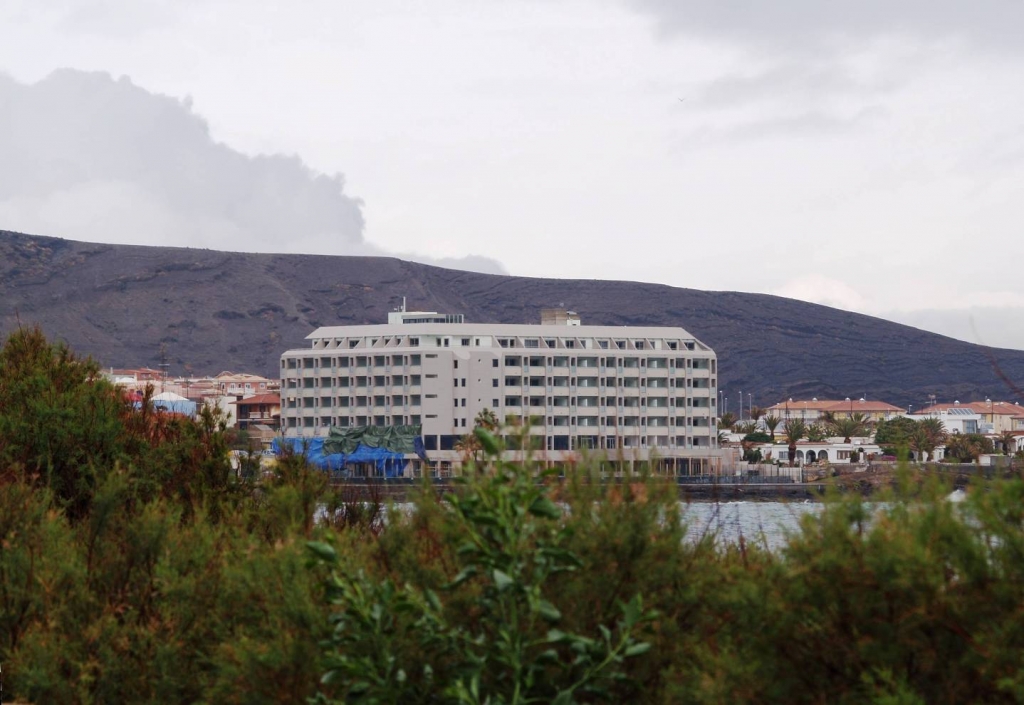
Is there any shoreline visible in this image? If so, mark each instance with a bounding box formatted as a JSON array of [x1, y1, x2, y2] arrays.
[[326, 478, 828, 502]]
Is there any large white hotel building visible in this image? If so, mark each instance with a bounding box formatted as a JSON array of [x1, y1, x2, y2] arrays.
[[279, 309, 723, 475]]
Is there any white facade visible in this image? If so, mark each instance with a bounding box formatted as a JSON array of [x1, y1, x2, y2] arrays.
[[280, 318, 723, 474], [908, 408, 982, 435]]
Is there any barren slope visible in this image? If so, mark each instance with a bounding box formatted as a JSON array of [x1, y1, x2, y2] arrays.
[[2, 230, 1022, 407]]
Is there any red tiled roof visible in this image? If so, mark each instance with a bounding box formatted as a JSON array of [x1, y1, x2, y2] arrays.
[[768, 399, 904, 413], [821, 400, 906, 413], [230, 393, 280, 406], [919, 401, 1024, 416], [767, 399, 845, 411]]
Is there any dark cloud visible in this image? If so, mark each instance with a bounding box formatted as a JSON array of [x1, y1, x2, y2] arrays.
[[629, 0, 1024, 50], [0, 69, 506, 274]]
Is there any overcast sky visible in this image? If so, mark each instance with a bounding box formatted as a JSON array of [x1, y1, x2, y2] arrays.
[[1, 0, 1023, 348]]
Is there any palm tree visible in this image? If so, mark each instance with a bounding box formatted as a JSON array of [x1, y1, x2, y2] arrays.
[[828, 412, 870, 444], [749, 406, 766, 426], [909, 427, 934, 462], [805, 423, 829, 442], [719, 411, 737, 430], [456, 409, 503, 467], [763, 414, 781, 443], [944, 433, 992, 465], [735, 421, 757, 435], [454, 433, 482, 465], [783, 419, 807, 467], [917, 418, 947, 461], [474, 408, 500, 433], [998, 430, 1018, 456]]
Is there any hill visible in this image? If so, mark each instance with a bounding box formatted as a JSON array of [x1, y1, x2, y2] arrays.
[[1, 230, 1022, 407]]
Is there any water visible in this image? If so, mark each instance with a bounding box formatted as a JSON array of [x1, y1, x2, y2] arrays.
[[680, 501, 823, 550]]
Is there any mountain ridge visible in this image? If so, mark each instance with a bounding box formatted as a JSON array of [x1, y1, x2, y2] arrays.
[[2, 229, 1022, 408]]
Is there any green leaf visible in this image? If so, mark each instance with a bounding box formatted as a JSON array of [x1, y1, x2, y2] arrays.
[[552, 690, 575, 705], [493, 568, 514, 591], [528, 496, 561, 520], [624, 641, 652, 658], [547, 629, 571, 643], [537, 648, 560, 665], [424, 588, 442, 612], [474, 427, 502, 455], [447, 566, 477, 589], [622, 595, 643, 627], [306, 541, 337, 563], [536, 599, 562, 622]]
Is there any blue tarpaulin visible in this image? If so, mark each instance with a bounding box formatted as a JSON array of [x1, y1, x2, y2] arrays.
[[272, 437, 413, 478]]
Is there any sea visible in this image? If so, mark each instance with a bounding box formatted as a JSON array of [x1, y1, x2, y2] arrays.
[[679, 500, 822, 550]]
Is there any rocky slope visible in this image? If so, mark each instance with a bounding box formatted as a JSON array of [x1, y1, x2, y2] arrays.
[[2, 230, 1022, 408]]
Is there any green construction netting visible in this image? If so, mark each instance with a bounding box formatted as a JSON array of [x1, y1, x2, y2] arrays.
[[323, 425, 423, 455]]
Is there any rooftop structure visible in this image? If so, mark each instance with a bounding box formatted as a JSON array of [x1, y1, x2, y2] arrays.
[[540, 308, 581, 327], [387, 299, 464, 325]]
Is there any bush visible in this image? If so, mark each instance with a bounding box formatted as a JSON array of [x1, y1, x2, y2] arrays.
[[6, 330, 1024, 703]]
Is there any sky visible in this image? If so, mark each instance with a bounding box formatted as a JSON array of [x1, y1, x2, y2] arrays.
[[1, 0, 1023, 348]]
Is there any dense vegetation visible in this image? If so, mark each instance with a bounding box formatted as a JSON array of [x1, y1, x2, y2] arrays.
[[4, 328, 1024, 703]]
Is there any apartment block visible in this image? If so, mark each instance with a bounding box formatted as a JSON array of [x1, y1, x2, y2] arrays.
[[279, 311, 723, 475]]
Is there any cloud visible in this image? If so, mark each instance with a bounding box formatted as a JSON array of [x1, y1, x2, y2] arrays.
[[628, 0, 1024, 51], [695, 60, 901, 109], [0, 69, 506, 274], [772, 275, 871, 313], [886, 307, 1024, 351]]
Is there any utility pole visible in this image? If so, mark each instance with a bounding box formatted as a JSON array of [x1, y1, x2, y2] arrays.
[[158, 343, 169, 394]]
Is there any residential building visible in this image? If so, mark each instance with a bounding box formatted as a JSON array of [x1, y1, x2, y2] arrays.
[[212, 371, 274, 397], [756, 441, 882, 465], [766, 398, 906, 423], [231, 393, 281, 431], [918, 401, 1024, 434], [908, 407, 982, 435], [280, 310, 724, 476]]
